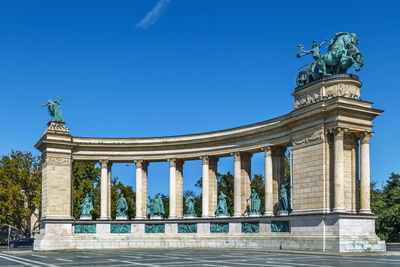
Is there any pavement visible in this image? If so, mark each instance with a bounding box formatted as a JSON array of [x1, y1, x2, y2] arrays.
[[0, 249, 400, 266]]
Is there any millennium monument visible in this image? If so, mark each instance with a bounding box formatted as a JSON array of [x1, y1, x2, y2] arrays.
[[34, 33, 385, 252]]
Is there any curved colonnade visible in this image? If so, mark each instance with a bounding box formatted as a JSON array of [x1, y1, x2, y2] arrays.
[[34, 76, 386, 252]]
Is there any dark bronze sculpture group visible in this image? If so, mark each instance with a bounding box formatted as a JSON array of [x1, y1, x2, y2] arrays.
[[296, 32, 363, 86]]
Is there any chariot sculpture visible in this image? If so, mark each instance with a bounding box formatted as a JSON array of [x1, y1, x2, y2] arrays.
[[296, 32, 364, 87]]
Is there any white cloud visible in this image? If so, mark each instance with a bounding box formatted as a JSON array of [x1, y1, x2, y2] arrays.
[[136, 0, 171, 29]]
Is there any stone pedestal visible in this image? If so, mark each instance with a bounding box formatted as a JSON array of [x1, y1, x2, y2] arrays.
[[293, 74, 361, 110], [277, 211, 288, 216], [116, 216, 128, 220], [150, 216, 162, 220]]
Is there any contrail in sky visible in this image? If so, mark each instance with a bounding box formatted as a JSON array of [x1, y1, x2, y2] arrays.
[[136, 0, 171, 29]]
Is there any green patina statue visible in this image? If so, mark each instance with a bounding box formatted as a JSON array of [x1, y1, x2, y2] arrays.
[[246, 189, 261, 214], [116, 193, 128, 218], [278, 183, 289, 214], [216, 191, 229, 217], [80, 193, 93, 219], [184, 194, 196, 217], [149, 193, 165, 217], [41, 95, 64, 122], [296, 32, 364, 86]]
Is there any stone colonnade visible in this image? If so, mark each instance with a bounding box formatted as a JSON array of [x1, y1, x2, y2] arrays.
[[35, 76, 384, 252], [94, 130, 373, 220]]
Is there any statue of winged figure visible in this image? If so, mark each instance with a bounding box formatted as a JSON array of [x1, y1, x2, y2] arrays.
[[41, 95, 64, 122]]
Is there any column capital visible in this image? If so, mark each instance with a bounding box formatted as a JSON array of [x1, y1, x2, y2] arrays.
[[168, 158, 177, 167], [200, 155, 209, 164], [358, 131, 374, 143], [100, 160, 109, 169], [231, 152, 241, 161], [262, 146, 273, 156], [176, 159, 184, 169], [134, 160, 144, 168], [329, 127, 348, 138], [142, 161, 149, 170]]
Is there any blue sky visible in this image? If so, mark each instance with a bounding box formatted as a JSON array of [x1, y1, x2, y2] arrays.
[[0, 0, 399, 196]]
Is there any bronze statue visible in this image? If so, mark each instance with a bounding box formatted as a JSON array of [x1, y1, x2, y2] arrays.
[[41, 95, 64, 122], [296, 32, 364, 86]]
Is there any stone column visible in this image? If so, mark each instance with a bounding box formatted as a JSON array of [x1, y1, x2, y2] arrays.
[[107, 163, 112, 219], [272, 147, 285, 213], [135, 160, 145, 219], [240, 152, 252, 214], [332, 127, 346, 213], [233, 152, 242, 217], [176, 160, 184, 218], [200, 156, 210, 218], [209, 157, 219, 217], [100, 160, 110, 220], [264, 147, 274, 216], [168, 159, 177, 219], [360, 132, 372, 214], [142, 161, 149, 217]]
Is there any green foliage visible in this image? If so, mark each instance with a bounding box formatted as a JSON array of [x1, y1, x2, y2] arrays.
[[111, 177, 135, 220], [372, 173, 400, 242], [160, 194, 169, 219], [0, 151, 41, 236], [72, 162, 100, 219]]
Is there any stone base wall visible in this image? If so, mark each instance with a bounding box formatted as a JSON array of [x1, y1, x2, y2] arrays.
[[34, 214, 385, 253]]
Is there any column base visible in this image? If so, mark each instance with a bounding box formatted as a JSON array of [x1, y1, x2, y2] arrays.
[[332, 208, 346, 213], [168, 216, 177, 220], [99, 216, 111, 220], [233, 213, 241, 217], [263, 211, 274, 217], [359, 209, 372, 214], [135, 216, 146, 220]]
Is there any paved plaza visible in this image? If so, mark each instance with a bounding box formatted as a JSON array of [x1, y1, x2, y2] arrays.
[[0, 249, 400, 266]]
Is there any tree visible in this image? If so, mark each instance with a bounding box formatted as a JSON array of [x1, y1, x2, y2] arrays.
[[111, 177, 135, 219], [372, 173, 400, 242], [160, 193, 169, 219], [72, 162, 100, 219], [0, 151, 41, 237]]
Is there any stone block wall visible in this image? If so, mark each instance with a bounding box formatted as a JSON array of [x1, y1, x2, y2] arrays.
[[292, 139, 326, 213], [41, 153, 72, 219]]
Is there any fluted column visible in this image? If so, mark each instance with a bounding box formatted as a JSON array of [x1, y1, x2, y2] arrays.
[[142, 161, 149, 217], [168, 159, 177, 219], [107, 163, 112, 219], [263, 147, 274, 216], [240, 152, 252, 214], [135, 160, 144, 219], [233, 152, 242, 217], [209, 157, 219, 217], [332, 127, 346, 213], [176, 160, 184, 218], [100, 160, 110, 220], [360, 132, 372, 214], [200, 156, 210, 218]]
